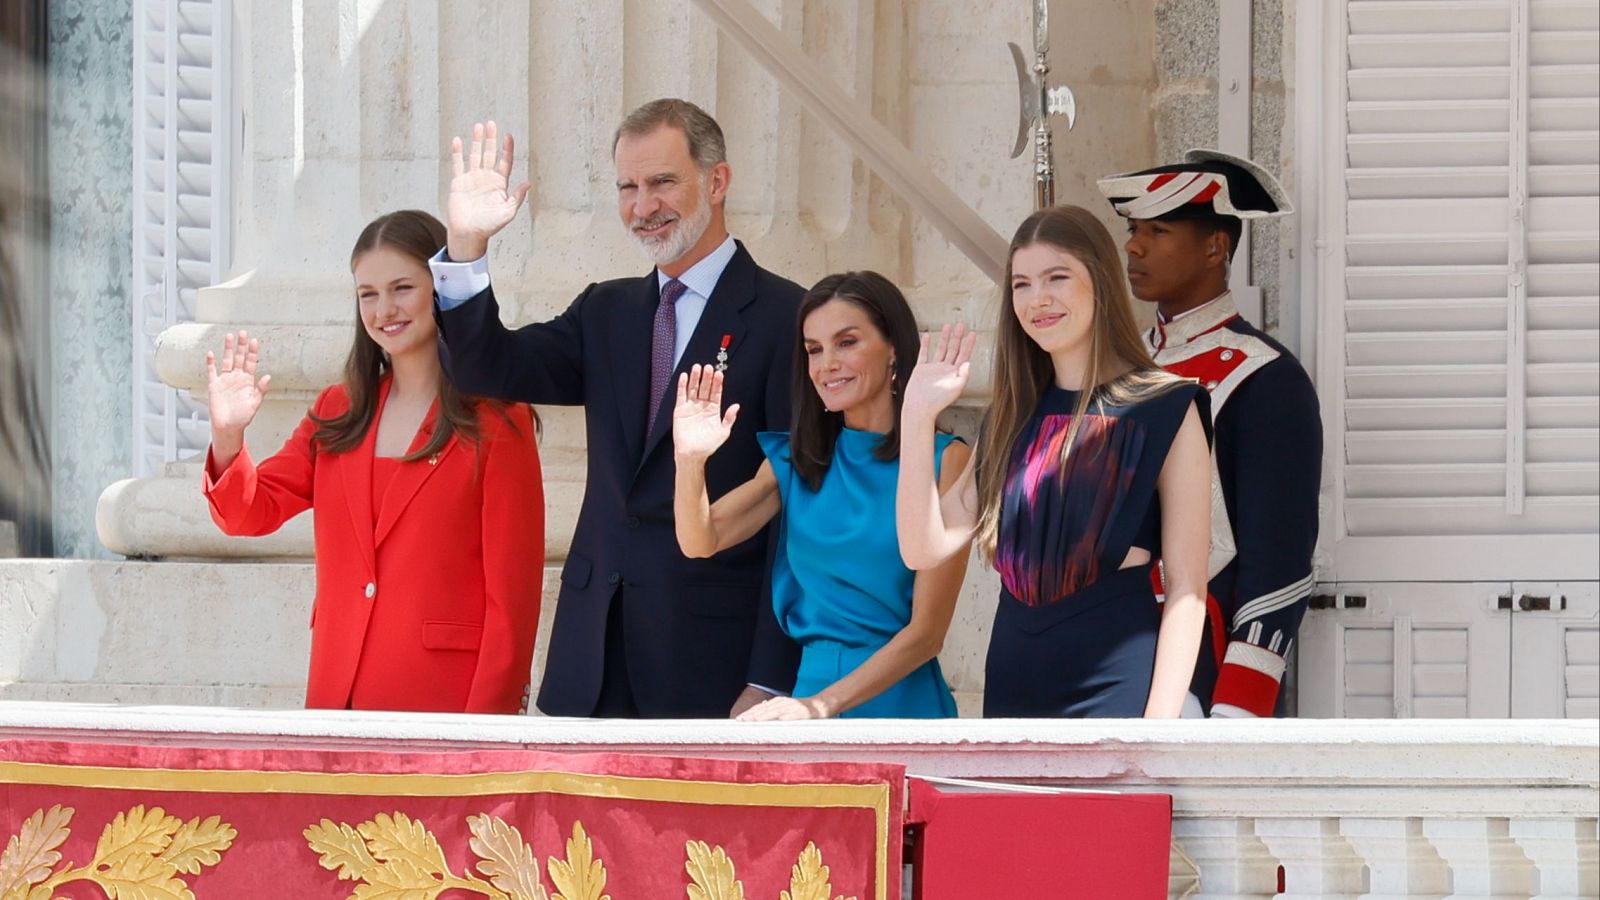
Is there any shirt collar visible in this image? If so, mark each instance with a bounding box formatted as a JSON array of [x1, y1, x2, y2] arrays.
[[657, 234, 737, 300], [1153, 291, 1239, 348]]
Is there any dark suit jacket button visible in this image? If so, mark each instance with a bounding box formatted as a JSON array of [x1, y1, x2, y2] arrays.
[[626, 516, 640, 529], [608, 572, 621, 585]]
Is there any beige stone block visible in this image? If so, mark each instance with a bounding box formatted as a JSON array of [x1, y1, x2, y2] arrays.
[[1054, 0, 1159, 87], [157, 322, 350, 395], [0, 560, 61, 682], [97, 475, 315, 561]]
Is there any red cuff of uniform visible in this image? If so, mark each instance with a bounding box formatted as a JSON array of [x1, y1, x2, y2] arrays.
[[1210, 642, 1287, 718]]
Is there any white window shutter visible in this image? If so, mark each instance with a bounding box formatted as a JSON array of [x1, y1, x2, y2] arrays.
[[131, 0, 232, 477], [1327, 0, 1599, 580], [1509, 582, 1600, 717], [1297, 584, 1513, 717]]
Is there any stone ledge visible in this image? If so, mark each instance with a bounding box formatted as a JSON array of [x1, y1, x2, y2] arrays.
[[95, 470, 581, 561], [156, 322, 350, 394], [0, 703, 1593, 819]]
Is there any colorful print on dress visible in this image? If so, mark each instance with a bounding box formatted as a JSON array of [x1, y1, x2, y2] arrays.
[[995, 410, 1147, 608]]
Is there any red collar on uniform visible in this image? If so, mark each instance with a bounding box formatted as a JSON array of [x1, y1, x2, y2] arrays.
[[1152, 292, 1241, 351]]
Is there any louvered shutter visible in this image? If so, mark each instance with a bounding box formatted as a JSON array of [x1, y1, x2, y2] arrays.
[[1329, 0, 1599, 580], [1297, 585, 1512, 717], [1510, 583, 1600, 717], [131, 0, 232, 477]]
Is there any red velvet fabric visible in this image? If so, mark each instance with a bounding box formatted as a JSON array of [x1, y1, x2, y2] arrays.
[[0, 739, 902, 899], [908, 778, 1172, 899]]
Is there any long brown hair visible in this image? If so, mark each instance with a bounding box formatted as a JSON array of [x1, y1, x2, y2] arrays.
[[311, 209, 486, 461], [973, 204, 1187, 560], [788, 271, 922, 490]]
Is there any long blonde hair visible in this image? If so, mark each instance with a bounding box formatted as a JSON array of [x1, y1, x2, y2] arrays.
[[973, 205, 1188, 561]]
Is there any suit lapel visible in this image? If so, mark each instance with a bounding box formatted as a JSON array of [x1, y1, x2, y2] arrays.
[[637, 243, 758, 467], [613, 273, 659, 466], [373, 398, 457, 549]]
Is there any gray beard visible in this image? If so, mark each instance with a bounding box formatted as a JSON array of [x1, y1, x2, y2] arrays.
[[630, 187, 714, 266]]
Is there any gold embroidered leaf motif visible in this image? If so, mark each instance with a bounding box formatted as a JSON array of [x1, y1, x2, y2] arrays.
[[350, 856, 444, 900], [684, 841, 744, 900], [467, 814, 547, 900], [159, 815, 237, 875], [305, 819, 380, 881], [0, 805, 74, 896], [93, 805, 182, 871], [357, 813, 449, 880], [781, 842, 855, 900], [23, 883, 54, 900], [96, 850, 190, 900], [546, 822, 608, 900]]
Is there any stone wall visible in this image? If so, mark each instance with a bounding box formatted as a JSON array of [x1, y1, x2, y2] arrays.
[[1153, 0, 1291, 334]]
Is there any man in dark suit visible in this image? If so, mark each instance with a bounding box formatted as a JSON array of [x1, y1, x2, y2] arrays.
[[428, 100, 803, 718]]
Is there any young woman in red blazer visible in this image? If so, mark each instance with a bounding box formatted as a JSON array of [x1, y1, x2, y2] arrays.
[[202, 209, 544, 714]]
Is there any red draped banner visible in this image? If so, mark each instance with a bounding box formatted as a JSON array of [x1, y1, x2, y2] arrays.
[[0, 740, 902, 899]]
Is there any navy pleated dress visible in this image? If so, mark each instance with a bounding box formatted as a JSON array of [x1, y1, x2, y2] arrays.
[[984, 380, 1210, 718]]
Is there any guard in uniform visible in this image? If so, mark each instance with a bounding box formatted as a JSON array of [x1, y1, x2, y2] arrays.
[[1098, 150, 1323, 717]]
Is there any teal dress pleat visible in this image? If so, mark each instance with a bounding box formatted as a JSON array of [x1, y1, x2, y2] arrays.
[[758, 428, 960, 718]]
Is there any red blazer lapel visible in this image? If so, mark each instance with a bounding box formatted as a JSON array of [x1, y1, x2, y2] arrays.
[[373, 397, 457, 549], [336, 380, 383, 576]]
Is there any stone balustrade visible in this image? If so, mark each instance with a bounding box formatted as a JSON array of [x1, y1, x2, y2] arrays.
[[0, 703, 1593, 899]]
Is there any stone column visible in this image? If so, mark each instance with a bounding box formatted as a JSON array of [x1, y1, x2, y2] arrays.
[[1254, 817, 1365, 899], [1172, 817, 1280, 899], [1421, 817, 1537, 899], [1508, 817, 1600, 900], [1339, 817, 1450, 899]]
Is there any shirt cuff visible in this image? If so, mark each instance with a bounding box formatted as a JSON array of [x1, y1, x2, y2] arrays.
[[429, 248, 491, 310], [746, 683, 789, 698]]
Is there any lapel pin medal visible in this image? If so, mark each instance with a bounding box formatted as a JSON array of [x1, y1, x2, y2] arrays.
[[715, 334, 732, 373]]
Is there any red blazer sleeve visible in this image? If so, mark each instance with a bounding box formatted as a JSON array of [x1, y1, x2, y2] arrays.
[[201, 391, 332, 536], [465, 403, 546, 713]]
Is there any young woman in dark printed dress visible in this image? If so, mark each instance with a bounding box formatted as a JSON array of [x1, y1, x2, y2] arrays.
[[896, 205, 1212, 717]]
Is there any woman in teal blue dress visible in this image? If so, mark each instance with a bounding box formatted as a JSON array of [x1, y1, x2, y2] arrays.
[[673, 271, 972, 719]]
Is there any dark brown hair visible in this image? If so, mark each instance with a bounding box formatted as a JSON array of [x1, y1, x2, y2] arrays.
[[789, 271, 922, 491], [310, 209, 489, 461]]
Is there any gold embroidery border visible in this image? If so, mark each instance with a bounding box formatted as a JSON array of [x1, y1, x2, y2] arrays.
[[0, 761, 892, 900]]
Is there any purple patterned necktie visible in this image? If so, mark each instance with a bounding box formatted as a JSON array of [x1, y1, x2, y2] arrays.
[[646, 278, 688, 435]]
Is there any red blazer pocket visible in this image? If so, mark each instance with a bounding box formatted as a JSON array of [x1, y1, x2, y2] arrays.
[[421, 620, 484, 651]]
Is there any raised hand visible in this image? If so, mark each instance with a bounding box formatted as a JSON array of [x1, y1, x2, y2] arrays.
[[673, 365, 740, 461], [205, 330, 271, 458], [445, 120, 533, 261], [902, 324, 978, 421]]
